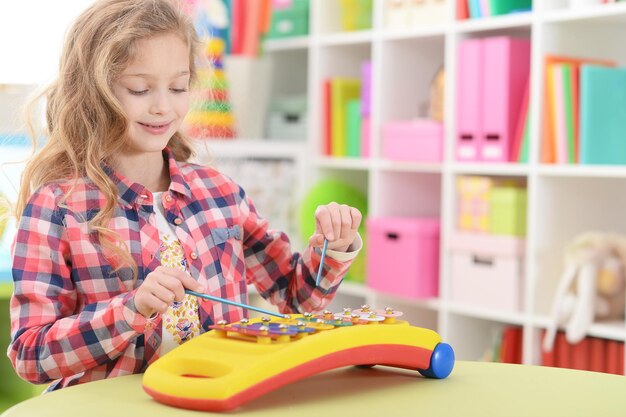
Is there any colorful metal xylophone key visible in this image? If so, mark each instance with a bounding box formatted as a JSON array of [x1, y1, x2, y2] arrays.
[[143, 305, 455, 412]]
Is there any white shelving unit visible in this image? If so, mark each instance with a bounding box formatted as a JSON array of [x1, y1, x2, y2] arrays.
[[215, 0, 626, 369]]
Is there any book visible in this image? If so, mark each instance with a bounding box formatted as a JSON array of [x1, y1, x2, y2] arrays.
[[346, 99, 361, 157], [541, 55, 615, 163], [570, 337, 590, 371], [330, 78, 361, 157], [511, 76, 529, 162], [589, 337, 606, 373], [489, 0, 532, 15], [322, 79, 332, 155], [580, 65, 626, 165]]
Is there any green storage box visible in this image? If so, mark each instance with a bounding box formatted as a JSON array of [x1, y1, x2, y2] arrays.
[[490, 0, 532, 16], [489, 186, 527, 236], [268, 0, 309, 39], [339, 0, 373, 31]]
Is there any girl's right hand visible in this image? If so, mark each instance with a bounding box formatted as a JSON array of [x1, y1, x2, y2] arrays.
[[134, 266, 202, 318]]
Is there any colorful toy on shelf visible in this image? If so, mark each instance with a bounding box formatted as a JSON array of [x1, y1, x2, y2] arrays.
[[544, 232, 626, 352], [183, 0, 236, 139], [143, 306, 455, 411]]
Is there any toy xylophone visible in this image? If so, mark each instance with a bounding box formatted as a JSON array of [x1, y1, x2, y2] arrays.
[[142, 305, 455, 411]]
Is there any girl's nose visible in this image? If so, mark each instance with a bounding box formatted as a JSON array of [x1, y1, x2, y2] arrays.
[[149, 91, 172, 114]]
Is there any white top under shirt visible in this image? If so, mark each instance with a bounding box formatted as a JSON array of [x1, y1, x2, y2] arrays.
[[153, 192, 201, 356]]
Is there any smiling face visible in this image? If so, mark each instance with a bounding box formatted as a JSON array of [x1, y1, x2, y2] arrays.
[[112, 32, 191, 157]]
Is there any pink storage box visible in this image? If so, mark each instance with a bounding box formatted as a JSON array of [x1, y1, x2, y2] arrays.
[[382, 119, 443, 162], [449, 233, 525, 312], [366, 217, 440, 299]]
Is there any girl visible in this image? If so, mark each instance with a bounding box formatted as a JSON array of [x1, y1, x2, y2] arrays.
[[8, 0, 362, 391]]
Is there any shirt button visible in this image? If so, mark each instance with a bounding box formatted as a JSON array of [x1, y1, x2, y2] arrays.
[[189, 252, 198, 260], [164, 194, 172, 203], [174, 217, 182, 225]]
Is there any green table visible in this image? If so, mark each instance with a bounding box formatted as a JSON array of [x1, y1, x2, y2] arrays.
[[3, 361, 626, 416]]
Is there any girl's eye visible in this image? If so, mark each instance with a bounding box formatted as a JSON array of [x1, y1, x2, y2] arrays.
[[171, 88, 188, 93], [128, 89, 148, 95]]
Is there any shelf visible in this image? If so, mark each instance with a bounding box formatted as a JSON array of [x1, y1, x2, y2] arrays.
[[541, 2, 626, 24], [455, 11, 534, 34], [448, 303, 526, 326], [376, 159, 443, 174], [533, 315, 626, 342], [5, 3, 626, 401], [263, 36, 311, 52], [314, 156, 372, 171], [317, 30, 374, 46], [538, 164, 626, 178], [193, 139, 306, 159], [450, 163, 529, 176], [381, 25, 448, 41]]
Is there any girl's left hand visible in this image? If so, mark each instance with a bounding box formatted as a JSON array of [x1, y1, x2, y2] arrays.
[[309, 202, 362, 252]]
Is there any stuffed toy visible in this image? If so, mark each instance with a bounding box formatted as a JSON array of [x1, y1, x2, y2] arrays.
[[543, 232, 626, 352]]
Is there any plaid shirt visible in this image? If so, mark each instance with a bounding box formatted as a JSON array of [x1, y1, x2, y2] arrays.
[[8, 149, 355, 390]]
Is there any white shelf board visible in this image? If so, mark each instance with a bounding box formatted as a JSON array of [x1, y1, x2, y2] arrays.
[[314, 156, 373, 171], [376, 159, 443, 174], [533, 315, 626, 342], [264, 36, 311, 52], [447, 303, 526, 326], [193, 139, 306, 159], [455, 11, 534, 34], [450, 162, 530, 176], [381, 25, 448, 41], [317, 30, 374, 46], [538, 164, 626, 178], [541, 2, 626, 24]]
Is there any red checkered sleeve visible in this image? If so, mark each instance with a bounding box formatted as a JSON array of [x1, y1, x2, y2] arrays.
[[240, 190, 354, 314], [8, 185, 147, 384]]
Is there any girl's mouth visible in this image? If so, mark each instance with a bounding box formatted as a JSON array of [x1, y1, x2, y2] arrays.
[[139, 121, 172, 135]]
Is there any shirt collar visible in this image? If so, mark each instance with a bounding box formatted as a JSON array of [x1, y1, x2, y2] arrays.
[[103, 148, 192, 208]]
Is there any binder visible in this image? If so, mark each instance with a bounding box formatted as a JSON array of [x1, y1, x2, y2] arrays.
[[550, 64, 568, 163], [322, 79, 332, 155], [605, 340, 624, 375], [500, 326, 522, 364], [241, 0, 262, 56], [541, 330, 556, 367], [589, 337, 606, 373], [230, 0, 245, 54], [330, 78, 361, 157], [468, 0, 482, 18], [562, 64, 577, 163], [570, 337, 590, 371], [480, 37, 530, 162], [580, 65, 626, 166], [546, 63, 577, 164], [456, 0, 469, 20], [480, 0, 491, 17], [346, 99, 361, 157], [541, 55, 615, 164], [456, 38, 483, 161], [555, 331, 571, 368], [511, 76, 529, 162]]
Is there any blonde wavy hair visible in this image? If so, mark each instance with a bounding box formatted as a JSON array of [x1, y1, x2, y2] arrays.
[[15, 0, 201, 281]]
